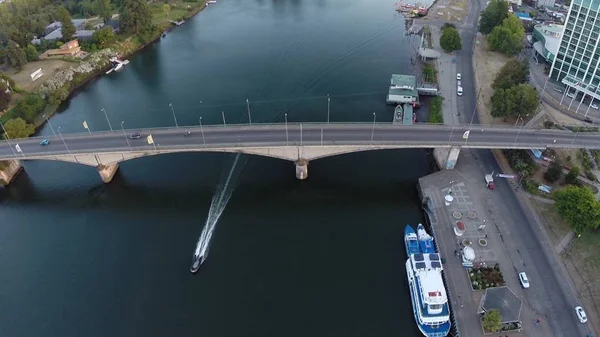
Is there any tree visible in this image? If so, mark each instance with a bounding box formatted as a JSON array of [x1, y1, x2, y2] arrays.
[[492, 58, 529, 90], [439, 27, 462, 52], [0, 82, 11, 111], [3, 118, 35, 139], [95, 0, 112, 23], [441, 22, 456, 31], [479, 0, 509, 34], [119, 0, 153, 35], [482, 309, 502, 332], [5, 40, 27, 70], [92, 27, 116, 48], [488, 15, 525, 56], [554, 185, 600, 233], [544, 160, 563, 183], [14, 94, 46, 123], [163, 4, 171, 17], [56, 6, 76, 41], [491, 84, 538, 118], [47, 87, 69, 106], [565, 167, 582, 186], [24, 44, 38, 62]]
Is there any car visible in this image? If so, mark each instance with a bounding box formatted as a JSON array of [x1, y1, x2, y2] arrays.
[[456, 73, 461, 80], [518, 272, 530, 288], [591, 104, 599, 110], [575, 306, 588, 323], [553, 88, 563, 93], [457, 86, 463, 96], [567, 92, 575, 98], [585, 117, 593, 123], [40, 139, 49, 146], [129, 132, 142, 140]]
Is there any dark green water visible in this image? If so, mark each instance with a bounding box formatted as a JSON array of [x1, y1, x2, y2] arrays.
[[0, 0, 434, 336]]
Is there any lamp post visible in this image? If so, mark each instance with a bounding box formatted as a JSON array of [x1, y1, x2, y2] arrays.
[[83, 120, 91, 135], [101, 108, 113, 131], [327, 94, 330, 124], [246, 99, 252, 125], [284, 113, 289, 146], [0, 121, 18, 156], [371, 112, 376, 142], [121, 121, 131, 151], [514, 115, 527, 145], [300, 123, 303, 146], [199, 117, 206, 146], [222, 111, 226, 127], [169, 103, 179, 128], [42, 114, 56, 135], [57, 126, 71, 155]]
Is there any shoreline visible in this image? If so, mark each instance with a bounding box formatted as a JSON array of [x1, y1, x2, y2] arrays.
[[38, 3, 208, 128]]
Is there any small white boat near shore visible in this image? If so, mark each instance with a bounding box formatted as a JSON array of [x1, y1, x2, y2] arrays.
[[105, 57, 129, 74]]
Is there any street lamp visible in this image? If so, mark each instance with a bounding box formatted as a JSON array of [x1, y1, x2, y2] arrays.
[[514, 115, 527, 145], [327, 94, 330, 124], [371, 112, 376, 142], [121, 121, 131, 151], [199, 117, 206, 146], [0, 121, 18, 156], [284, 113, 289, 146], [57, 126, 71, 155], [169, 103, 179, 128], [246, 99, 252, 125], [42, 114, 56, 135], [101, 108, 113, 131], [222, 111, 226, 127]]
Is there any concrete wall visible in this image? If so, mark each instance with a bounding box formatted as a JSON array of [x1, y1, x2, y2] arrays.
[[0, 160, 22, 185], [433, 147, 461, 169]]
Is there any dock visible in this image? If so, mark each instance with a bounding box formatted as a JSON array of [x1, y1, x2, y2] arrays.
[[169, 20, 185, 26]]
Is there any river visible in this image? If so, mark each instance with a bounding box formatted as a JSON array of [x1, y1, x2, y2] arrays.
[[0, 0, 434, 336]]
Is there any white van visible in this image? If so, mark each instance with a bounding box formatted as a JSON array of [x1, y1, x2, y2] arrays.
[[457, 86, 463, 96]]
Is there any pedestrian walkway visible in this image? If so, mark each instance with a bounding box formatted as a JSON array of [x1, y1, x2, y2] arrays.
[[555, 231, 575, 254]]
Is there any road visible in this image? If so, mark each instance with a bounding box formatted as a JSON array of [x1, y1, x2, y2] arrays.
[[2, 124, 600, 160], [455, 0, 592, 335]]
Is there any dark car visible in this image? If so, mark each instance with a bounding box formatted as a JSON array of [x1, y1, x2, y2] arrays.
[[585, 117, 593, 124], [130, 132, 142, 140]]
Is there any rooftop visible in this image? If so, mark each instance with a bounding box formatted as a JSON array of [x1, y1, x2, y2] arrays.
[[481, 286, 522, 323], [391, 74, 416, 88], [534, 24, 563, 57], [388, 87, 419, 98]]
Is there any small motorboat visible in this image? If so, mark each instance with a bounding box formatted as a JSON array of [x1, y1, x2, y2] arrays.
[[190, 253, 204, 273]]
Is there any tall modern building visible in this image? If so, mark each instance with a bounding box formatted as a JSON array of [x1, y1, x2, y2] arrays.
[[550, 0, 600, 103]]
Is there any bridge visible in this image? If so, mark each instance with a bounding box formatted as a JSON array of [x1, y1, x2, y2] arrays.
[[0, 122, 598, 184]]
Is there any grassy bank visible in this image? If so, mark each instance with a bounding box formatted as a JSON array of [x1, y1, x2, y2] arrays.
[[428, 96, 443, 123]]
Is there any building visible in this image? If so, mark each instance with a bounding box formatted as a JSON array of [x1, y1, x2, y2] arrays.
[[537, 0, 556, 8], [33, 19, 97, 44], [532, 23, 563, 64], [39, 40, 82, 59], [549, 0, 600, 102], [386, 74, 419, 105]]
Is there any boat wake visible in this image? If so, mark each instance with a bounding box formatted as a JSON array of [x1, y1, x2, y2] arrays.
[[192, 153, 246, 271]]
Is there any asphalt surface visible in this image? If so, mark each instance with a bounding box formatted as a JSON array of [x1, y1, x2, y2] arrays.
[[454, 0, 591, 335], [2, 124, 600, 160]]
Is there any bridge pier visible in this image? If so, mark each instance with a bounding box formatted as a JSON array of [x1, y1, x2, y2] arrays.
[[97, 163, 119, 183], [433, 147, 461, 170], [295, 159, 308, 180], [0, 160, 23, 185]]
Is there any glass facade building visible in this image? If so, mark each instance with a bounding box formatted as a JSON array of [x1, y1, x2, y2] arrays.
[[550, 0, 600, 99]]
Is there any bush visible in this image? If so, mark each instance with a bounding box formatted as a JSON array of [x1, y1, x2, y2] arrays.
[[565, 167, 582, 186], [544, 161, 563, 183], [429, 96, 443, 123], [13, 94, 46, 123], [468, 264, 506, 290], [503, 149, 536, 177], [423, 63, 437, 83], [482, 309, 502, 333], [47, 87, 70, 106], [554, 185, 600, 233]]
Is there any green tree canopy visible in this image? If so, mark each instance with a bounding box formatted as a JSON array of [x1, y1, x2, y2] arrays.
[[5, 40, 27, 70], [482, 309, 502, 332], [491, 83, 538, 118], [479, 0, 509, 34], [14, 93, 46, 123], [24, 44, 38, 62], [92, 27, 116, 48], [56, 6, 76, 41], [47, 87, 70, 106], [492, 58, 529, 90], [439, 26, 462, 52], [119, 0, 153, 34], [95, 0, 112, 23], [488, 15, 525, 56], [3, 117, 35, 139], [544, 160, 563, 183], [554, 185, 600, 233], [565, 166, 582, 186]]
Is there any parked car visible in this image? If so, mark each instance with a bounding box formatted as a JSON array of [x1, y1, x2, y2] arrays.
[[456, 73, 462, 80], [457, 86, 463, 96], [575, 306, 588, 323], [518, 272, 530, 288], [553, 87, 563, 93], [585, 117, 593, 123], [130, 132, 142, 140], [40, 139, 49, 146], [567, 92, 575, 98], [591, 103, 599, 110]]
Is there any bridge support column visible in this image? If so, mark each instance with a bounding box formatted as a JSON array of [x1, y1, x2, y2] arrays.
[[295, 159, 308, 180], [0, 160, 23, 185], [433, 147, 461, 170], [97, 163, 119, 183]]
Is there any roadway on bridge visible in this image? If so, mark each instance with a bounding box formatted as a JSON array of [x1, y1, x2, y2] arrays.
[[1, 124, 600, 160]]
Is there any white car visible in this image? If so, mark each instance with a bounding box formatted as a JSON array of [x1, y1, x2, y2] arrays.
[[518, 272, 530, 288], [591, 104, 599, 110], [576, 306, 587, 323], [457, 73, 462, 80], [567, 92, 575, 98], [457, 86, 463, 96]]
